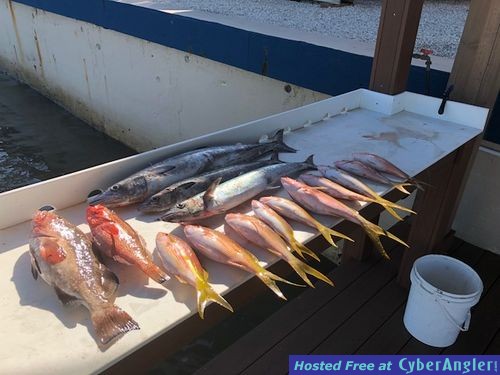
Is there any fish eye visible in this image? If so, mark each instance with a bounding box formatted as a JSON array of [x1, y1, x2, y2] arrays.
[[152, 196, 159, 202], [176, 203, 185, 209], [111, 185, 119, 191]]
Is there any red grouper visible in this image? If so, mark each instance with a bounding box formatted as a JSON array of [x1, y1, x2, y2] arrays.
[[281, 177, 409, 259], [156, 232, 233, 319], [352, 152, 427, 190], [251, 200, 319, 261], [183, 225, 303, 300], [335, 160, 412, 195], [87, 205, 169, 286], [30, 208, 139, 346], [225, 213, 333, 288], [259, 196, 353, 248], [299, 173, 415, 222]]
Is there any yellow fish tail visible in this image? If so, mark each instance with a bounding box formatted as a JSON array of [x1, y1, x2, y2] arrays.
[[256, 268, 305, 300], [196, 280, 234, 319], [316, 223, 354, 247], [393, 182, 412, 195], [359, 218, 409, 260], [288, 256, 334, 288], [290, 237, 320, 262]]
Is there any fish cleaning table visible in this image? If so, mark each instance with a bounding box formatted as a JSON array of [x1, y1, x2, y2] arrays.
[[0, 90, 488, 374]]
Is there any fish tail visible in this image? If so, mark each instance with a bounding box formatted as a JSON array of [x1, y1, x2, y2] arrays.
[[270, 128, 297, 153], [290, 237, 320, 261], [369, 195, 415, 220], [256, 268, 305, 300], [393, 183, 412, 195], [409, 178, 430, 191], [359, 218, 409, 260], [91, 305, 140, 346], [196, 280, 233, 319], [372, 198, 404, 221], [143, 263, 170, 285], [317, 223, 354, 246], [288, 256, 334, 288]]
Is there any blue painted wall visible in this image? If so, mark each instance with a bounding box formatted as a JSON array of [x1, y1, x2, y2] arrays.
[[10, 0, 499, 143]]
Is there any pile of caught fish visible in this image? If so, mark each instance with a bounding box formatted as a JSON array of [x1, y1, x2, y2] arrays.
[[28, 129, 423, 347]]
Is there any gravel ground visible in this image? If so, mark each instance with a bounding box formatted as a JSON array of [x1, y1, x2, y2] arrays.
[[142, 0, 469, 58]]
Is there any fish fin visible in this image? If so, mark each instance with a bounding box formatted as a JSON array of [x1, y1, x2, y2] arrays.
[[381, 199, 416, 215], [371, 195, 415, 220], [143, 263, 170, 285], [409, 178, 431, 191], [100, 222, 119, 236], [270, 129, 297, 153], [255, 269, 304, 300], [378, 203, 404, 221], [203, 177, 222, 210], [393, 183, 412, 195], [309, 186, 328, 191], [269, 150, 283, 163], [316, 223, 354, 246], [290, 238, 320, 262], [29, 249, 41, 279], [39, 239, 66, 265], [54, 287, 80, 306], [359, 218, 409, 260], [303, 154, 315, 167], [149, 164, 176, 175], [100, 265, 120, 300], [175, 275, 188, 284], [196, 280, 233, 319], [91, 305, 140, 346], [31, 263, 39, 280], [287, 256, 334, 288]]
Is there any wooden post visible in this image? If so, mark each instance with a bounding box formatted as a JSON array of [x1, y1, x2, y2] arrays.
[[448, 0, 500, 113], [369, 0, 424, 94], [397, 0, 500, 287]]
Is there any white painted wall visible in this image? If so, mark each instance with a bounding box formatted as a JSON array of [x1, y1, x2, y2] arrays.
[[0, 1, 328, 151], [453, 147, 500, 254]]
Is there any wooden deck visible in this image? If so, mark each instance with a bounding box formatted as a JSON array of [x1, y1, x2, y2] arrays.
[[193, 223, 500, 375]]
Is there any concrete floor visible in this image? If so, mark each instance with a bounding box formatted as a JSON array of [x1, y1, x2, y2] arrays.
[[0, 72, 134, 193]]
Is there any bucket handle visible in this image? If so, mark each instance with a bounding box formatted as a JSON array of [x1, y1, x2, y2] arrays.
[[436, 297, 471, 332]]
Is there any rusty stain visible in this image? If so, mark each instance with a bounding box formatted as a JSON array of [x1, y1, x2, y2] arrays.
[[82, 58, 91, 100], [7, 0, 25, 63], [33, 31, 45, 78]]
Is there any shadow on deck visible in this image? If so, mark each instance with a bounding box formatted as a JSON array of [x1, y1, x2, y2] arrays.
[[192, 221, 500, 375]]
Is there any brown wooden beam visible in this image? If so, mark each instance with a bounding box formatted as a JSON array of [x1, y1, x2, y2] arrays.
[[448, 0, 500, 113], [370, 0, 424, 94]]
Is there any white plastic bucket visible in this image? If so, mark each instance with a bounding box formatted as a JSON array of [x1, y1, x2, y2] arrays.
[[403, 254, 483, 347]]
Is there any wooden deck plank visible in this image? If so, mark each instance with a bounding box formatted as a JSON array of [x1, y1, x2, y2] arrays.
[[354, 238, 466, 354], [355, 305, 410, 354], [397, 240, 487, 354], [443, 276, 500, 354], [240, 247, 404, 375], [195, 221, 411, 375], [442, 249, 500, 355], [312, 279, 407, 354], [484, 329, 500, 354], [194, 254, 378, 375]]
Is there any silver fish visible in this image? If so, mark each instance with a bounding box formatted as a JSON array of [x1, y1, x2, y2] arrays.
[[88, 129, 296, 207], [160, 155, 315, 223], [139, 158, 280, 213], [29, 207, 139, 346]]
